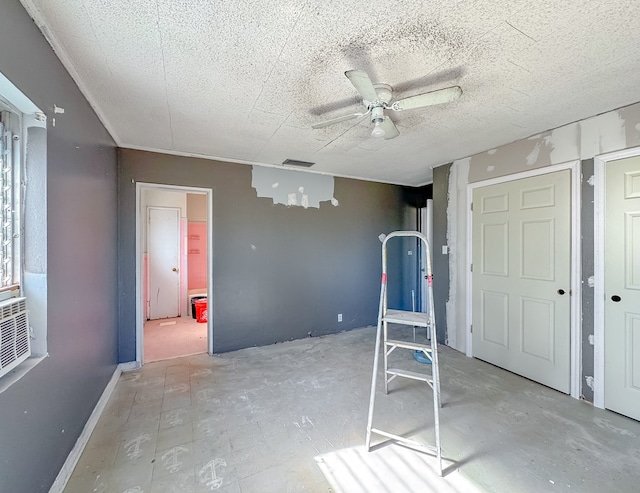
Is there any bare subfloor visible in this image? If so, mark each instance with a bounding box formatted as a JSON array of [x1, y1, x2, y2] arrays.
[[65, 326, 640, 492]]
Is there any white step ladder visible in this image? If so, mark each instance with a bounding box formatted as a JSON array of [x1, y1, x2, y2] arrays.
[[365, 230, 442, 476]]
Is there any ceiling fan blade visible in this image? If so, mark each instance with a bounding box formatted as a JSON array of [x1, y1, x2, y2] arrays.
[[392, 86, 462, 111], [311, 112, 367, 129], [345, 70, 379, 102], [380, 116, 399, 140]]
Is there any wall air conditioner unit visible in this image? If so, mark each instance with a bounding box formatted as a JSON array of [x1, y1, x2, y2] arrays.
[[0, 297, 30, 379]]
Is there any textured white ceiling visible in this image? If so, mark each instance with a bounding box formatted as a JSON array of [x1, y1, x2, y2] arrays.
[[21, 0, 640, 185]]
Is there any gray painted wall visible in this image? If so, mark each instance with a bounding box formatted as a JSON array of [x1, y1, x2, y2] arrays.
[[0, 1, 118, 491], [118, 149, 411, 358], [581, 159, 595, 401], [432, 164, 451, 344]]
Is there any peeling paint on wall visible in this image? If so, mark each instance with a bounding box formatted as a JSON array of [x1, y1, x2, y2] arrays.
[[587, 175, 595, 186], [252, 166, 336, 208], [587, 276, 595, 288], [588, 334, 595, 345]]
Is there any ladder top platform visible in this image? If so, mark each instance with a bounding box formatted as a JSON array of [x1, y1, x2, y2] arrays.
[[383, 309, 431, 327]]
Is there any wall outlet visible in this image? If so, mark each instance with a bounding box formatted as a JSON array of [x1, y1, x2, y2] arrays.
[[337, 313, 342, 322], [442, 245, 449, 255]]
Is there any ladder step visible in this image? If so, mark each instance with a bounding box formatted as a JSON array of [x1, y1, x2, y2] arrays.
[[383, 309, 431, 327], [386, 368, 432, 383], [385, 339, 433, 352], [370, 428, 438, 453]]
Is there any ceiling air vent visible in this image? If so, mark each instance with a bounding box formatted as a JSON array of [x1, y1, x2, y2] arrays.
[[282, 159, 315, 168]]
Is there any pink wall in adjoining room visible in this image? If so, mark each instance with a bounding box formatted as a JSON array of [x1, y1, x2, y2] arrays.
[[180, 218, 188, 315], [188, 222, 207, 290]]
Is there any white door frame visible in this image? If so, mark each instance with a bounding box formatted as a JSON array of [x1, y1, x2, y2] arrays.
[[135, 182, 214, 365], [465, 160, 582, 399], [593, 145, 640, 408]]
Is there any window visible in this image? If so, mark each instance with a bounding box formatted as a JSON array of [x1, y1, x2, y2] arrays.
[[0, 107, 21, 291], [0, 71, 48, 390]]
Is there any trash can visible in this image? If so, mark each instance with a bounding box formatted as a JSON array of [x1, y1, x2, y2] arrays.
[[195, 298, 208, 323], [191, 295, 206, 319]]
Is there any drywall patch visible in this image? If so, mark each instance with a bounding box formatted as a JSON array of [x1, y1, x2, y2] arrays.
[[618, 104, 640, 148], [585, 376, 594, 391], [580, 111, 626, 159], [252, 166, 336, 208], [548, 123, 579, 164], [468, 132, 553, 182], [446, 157, 470, 352], [526, 141, 542, 166]]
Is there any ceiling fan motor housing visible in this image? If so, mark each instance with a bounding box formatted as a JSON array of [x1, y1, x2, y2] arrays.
[[373, 83, 393, 104]]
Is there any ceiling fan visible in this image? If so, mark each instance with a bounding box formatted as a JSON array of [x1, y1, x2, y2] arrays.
[[312, 69, 462, 140]]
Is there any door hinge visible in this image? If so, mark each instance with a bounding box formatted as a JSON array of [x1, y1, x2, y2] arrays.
[[470, 263, 473, 272], [470, 202, 473, 212], [470, 324, 473, 333]]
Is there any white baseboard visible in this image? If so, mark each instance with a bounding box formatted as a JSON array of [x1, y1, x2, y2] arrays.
[[119, 361, 140, 372], [49, 363, 129, 493]]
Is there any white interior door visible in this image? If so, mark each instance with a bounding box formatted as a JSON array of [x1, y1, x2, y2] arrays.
[[472, 170, 571, 393], [148, 207, 180, 319], [605, 156, 640, 420]]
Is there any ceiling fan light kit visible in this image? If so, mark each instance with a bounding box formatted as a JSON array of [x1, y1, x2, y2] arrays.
[[371, 107, 386, 138], [312, 69, 462, 141]]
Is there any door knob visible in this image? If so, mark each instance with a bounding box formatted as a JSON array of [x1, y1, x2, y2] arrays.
[[172, 267, 178, 272], [611, 295, 621, 302], [557, 289, 565, 295]]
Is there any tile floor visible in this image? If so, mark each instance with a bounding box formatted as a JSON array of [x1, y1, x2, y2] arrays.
[[64, 326, 640, 493]]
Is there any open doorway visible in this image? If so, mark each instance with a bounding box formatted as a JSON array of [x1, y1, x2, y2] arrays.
[[136, 183, 213, 364]]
